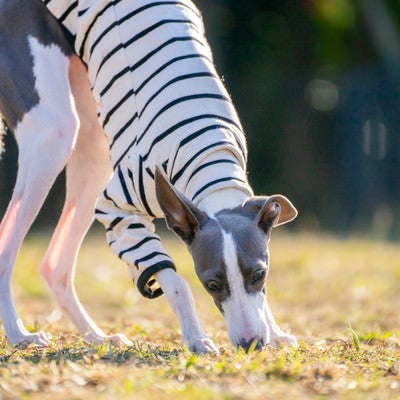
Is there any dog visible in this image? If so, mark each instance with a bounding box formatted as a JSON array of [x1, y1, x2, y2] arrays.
[[0, 0, 298, 353]]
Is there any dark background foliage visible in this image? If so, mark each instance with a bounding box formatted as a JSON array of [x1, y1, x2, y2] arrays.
[[1, 0, 400, 238]]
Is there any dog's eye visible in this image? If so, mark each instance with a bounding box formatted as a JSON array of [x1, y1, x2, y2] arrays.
[[251, 269, 266, 285], [205, 280, 222, 292]]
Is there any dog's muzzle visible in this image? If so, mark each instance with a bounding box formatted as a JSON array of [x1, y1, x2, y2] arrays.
[[238, 337, 264, 352]]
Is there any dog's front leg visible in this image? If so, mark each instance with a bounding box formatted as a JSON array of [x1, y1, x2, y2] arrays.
[[264, 293, 298, 347], [156, 268, 219, 354]]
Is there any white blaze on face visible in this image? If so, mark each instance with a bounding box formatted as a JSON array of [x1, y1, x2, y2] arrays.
[[220, 231, 268, 345]]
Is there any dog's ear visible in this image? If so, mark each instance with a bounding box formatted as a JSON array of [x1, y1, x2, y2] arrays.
[[257, 195, 297, 233], [155, 167, 206, 244]]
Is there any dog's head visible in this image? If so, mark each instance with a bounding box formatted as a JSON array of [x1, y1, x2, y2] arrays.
[[155, 168, 297, 350]]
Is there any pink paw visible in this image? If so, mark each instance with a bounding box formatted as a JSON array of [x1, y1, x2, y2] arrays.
[[105, 333, 133, 346], [187, 337, 220, 354], [84, 332, 132, 346], [269, 332, 298, 348], [11, 331, 50, 347]]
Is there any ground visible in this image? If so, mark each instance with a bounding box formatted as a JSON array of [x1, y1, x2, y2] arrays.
[[0, 229, 399, 399]]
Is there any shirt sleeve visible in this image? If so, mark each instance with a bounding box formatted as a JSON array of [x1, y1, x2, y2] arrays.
[[95, 168, 176, 299]]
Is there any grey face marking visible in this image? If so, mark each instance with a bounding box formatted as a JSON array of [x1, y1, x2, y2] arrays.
[[0, 0, 73, 130], [189, 207, 270, 347], [190, 206, 270, 313], [190, 217, 229, 311], [217, 210, 270, 291]]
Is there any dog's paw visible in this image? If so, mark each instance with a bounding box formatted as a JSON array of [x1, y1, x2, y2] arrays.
[[84, 332, 133, 346], [269, 332, 298, 348], [187, 337, 220, 355], [104, 333, 133, 346], [11, 331, 50, 347]]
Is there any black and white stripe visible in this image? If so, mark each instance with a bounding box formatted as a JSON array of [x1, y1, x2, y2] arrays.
[[43, 0, 252, 298]]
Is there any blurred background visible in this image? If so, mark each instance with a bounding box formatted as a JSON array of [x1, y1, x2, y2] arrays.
[[1, 0, 399, 239]]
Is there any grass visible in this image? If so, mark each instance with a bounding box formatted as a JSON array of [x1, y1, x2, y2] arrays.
[[1, 228, 400, 399]]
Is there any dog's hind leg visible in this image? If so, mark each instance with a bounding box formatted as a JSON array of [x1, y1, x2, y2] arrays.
[[39, 56, 132, 346], [0, 40, 78, 346]]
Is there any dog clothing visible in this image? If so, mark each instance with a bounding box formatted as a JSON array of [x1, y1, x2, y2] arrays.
[[42, 0, 253, 298]]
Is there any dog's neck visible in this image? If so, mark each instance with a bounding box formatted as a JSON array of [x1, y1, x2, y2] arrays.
[[187, 147, 252, 216], [196, 188, 250, 216]]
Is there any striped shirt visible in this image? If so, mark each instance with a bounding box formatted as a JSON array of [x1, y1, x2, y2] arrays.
[[42, 0, 253, 298]]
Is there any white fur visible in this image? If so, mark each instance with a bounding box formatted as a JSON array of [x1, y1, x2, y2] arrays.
[[197, 188, 248, 217], [27, 37, 78, 134], [220, 231, 268, 345]]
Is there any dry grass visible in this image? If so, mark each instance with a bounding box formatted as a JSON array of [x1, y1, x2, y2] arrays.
[[1, 229, 400, 399]]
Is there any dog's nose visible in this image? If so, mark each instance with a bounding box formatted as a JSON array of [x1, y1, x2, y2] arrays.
[[238, 338, 264, 352]]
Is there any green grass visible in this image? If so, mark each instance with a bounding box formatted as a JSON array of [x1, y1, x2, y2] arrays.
[[1, 230, 400, 399]]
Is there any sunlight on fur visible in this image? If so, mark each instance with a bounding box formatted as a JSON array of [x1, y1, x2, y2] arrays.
[[0, 118, 5, 158]]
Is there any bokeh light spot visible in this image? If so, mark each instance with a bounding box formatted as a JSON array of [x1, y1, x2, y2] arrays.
[[305, 79, 339, 112], [362, 119, 387, 160]]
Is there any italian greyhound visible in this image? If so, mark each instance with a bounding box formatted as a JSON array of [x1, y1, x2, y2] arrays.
[[0, 0, 298, 353]]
